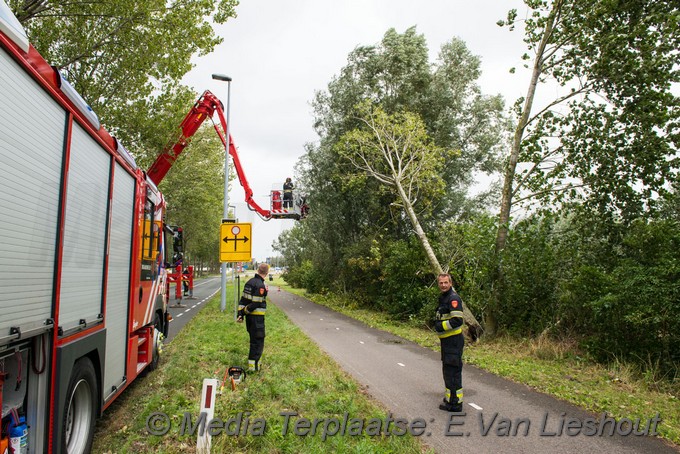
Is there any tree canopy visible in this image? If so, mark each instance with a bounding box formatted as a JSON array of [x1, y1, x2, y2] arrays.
[[10, 0, 238, 159], [282, 27, 506, 322], [497, 0, 679, 224], [488, 0, 680, 329]]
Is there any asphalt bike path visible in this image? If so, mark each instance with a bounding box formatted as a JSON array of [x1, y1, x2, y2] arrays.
[[269, 288, 678, 454]]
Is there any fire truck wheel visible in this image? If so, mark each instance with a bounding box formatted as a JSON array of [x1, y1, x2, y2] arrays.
[[148, 312, 163, 371], [62, 357, 97, 454]]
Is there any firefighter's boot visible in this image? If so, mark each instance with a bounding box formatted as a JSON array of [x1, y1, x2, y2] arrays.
[[439, 388, 463, 412], [248, 359, 261, 372], [439, 401, 463, 412]]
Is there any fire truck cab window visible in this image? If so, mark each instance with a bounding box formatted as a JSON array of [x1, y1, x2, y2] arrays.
[[141, 199, 160, 280]]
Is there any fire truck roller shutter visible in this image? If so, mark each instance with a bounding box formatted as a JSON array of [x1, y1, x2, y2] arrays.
[[103, 163, 135, 402], [58, 122, 110, 334], [0, 47, 66, 343]]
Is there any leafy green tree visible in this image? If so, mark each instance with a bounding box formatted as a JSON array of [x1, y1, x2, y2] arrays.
[[337, 102, 482, 330], [497, 0, 679, 242], [561, 218, 680, 376], [337, 102, 446, 270], [491, 0, 680, 332], [557, 1, 680, 220], [10, 0, 238, 157], [311, 28, 507, 220], [293, 28, 506, 310], [433, 214, 498, 323], [161, 126, 225, 268], [273, 223, 309, 270], [659, 179, 680, 222], [380, 238, 435, 319]]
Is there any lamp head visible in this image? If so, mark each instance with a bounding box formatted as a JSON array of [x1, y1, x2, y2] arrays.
[[212, 73, 232, 82]]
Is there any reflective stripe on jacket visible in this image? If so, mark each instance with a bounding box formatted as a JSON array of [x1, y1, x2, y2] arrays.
[[436, 288, 464, 338], [240, 274, 268, 316]]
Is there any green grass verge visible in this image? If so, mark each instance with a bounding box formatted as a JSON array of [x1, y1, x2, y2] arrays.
[[92, 283, 428, 453], [272, 278, 680, 447]]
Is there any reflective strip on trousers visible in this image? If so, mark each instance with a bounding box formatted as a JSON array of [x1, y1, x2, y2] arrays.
[[445, 388, 464, 403]]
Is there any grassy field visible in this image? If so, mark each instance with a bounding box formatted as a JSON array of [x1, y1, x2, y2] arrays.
[[92, 282, 428, 453], [272, 279, 680, 447]]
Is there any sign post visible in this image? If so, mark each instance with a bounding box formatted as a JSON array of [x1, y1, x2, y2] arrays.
[[212, 73, 232, 312]]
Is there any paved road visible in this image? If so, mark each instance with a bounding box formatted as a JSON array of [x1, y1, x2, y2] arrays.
[[165, 276, 222, 341], [165, 274, 250, 341], [269, 288, 678, 454]]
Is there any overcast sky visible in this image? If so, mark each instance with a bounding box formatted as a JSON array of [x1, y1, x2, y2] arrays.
[[181, 0, 530, 261]]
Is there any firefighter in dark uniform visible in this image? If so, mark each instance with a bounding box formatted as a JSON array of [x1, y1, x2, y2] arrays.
[[237, 263, 270, 372], [434, 273, 465, 412], [283, 177, 294, 208]]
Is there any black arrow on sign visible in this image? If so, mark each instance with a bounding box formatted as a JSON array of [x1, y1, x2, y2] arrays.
[[222, 235, 249, 251]]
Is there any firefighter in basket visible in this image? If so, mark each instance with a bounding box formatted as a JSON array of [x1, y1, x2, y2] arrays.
[[283, 177, 294, 208]]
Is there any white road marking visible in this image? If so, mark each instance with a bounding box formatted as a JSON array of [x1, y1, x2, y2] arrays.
[[193, 279, 217, 288], [167, 287, 217, 324], [469, 403, 483, 410]]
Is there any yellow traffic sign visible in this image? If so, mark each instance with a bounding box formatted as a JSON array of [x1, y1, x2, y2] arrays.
[[220, 222, 252, 262]]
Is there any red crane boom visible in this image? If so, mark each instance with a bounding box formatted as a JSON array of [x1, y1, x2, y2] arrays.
[[147, 90, 302, 220]]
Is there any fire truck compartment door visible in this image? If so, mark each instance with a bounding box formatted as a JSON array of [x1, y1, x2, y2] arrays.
[[0, 47, 65, 343], [58, 123, 110, 332], [103, 163, 135, 399]]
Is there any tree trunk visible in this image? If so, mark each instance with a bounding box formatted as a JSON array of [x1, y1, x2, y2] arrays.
[[395, 181, 482, 336], [490, 0, 563, 336]]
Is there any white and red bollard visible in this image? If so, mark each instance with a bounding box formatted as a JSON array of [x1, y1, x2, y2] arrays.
[[197, 378, 218, 454]]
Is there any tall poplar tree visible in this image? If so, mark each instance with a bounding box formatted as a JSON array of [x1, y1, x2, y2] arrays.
[[490, 0, 679, 332]]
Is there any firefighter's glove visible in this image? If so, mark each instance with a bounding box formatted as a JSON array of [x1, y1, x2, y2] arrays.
[[434, 320, 445, 333]]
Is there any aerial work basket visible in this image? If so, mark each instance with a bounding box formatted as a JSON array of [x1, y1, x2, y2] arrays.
[[271, 190, 282, 210]]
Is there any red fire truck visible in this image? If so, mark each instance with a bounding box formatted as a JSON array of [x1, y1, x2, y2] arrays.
[[0, 1, 309, 451], [0, 4, 177, 453]]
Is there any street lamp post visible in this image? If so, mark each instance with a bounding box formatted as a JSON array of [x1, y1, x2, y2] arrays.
[[212, 73, 232, 313]]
